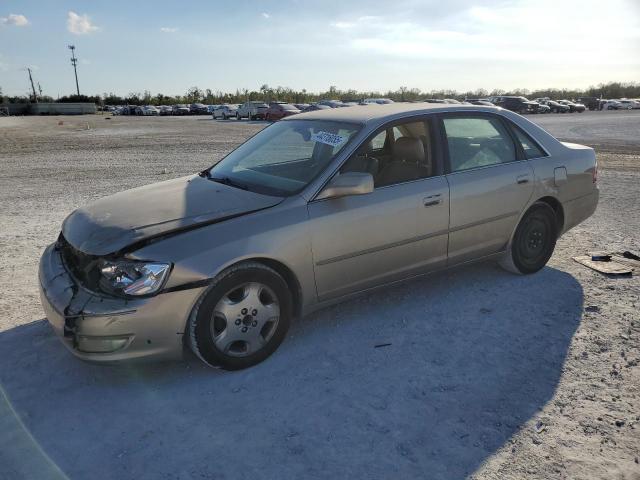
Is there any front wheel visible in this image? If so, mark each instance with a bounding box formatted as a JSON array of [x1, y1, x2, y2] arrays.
[[499, 202, 558, 275], [188, 262, 292, 370]]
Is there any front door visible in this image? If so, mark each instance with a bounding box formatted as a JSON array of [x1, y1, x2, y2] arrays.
[[308, 117, 449, 301]]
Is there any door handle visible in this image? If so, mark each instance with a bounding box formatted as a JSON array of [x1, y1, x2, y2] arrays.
[[423, 194, 442, 207], [516, 174, 530, 185]]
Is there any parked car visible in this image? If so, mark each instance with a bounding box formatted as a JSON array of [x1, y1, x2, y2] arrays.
[[40, 103, 598, 370], [464, 99, 495, 106], [576, 97, 599, 111], [172, 104, 190, 116], [236, 101, 269, 120], [616, 99, 640, 110], [213, 104, 239, 120], [190, 103, 209, 115], [361, 98, 394, 104], [487, 96, 540, 114], [600, 99, 621, 110], [301, 104, 331, 112], [557, 100, 585, 113], [294, 103, 310, 111], [533, 98, 570, 113], [140, 105, 159, 116], [121, 105, 138, 115], [317, 100, 345, 108], [134, 106, 144, 116], [265, 103, 301, 121], [159, 105, 173, 116]]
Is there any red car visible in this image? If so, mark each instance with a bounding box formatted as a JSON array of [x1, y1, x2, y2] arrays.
[[265, 103, 301, 121]]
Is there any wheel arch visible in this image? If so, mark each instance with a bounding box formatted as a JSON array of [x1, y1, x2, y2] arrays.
[[535, 196, 565, 236], [248, 257, 303, 318]]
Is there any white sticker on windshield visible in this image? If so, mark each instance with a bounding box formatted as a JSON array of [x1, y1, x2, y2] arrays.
[[312, 131, 346, 148]]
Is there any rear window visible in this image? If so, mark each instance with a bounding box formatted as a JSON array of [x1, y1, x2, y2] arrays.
[[510, 125, 547, 159], [443, 116, 517, 172]]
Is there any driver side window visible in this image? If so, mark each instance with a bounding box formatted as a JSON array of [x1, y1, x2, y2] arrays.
[[340, 118, 435, 188]]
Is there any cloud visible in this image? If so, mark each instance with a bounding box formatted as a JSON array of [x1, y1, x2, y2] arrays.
[[160, 27, 178, 33], [0, 13, 29, 26], [67, 11, 99, 35], [330, 21, 355, 29], [261, 12, 271, 19]]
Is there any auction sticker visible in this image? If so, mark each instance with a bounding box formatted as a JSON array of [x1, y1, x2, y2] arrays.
[[312, 131, 346, 147]]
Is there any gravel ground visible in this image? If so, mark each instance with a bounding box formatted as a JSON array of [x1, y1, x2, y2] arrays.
[[0, 111, 638, 480]]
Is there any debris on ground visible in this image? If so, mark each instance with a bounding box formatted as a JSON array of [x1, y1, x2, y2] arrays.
[[573, 254, 633, 276]]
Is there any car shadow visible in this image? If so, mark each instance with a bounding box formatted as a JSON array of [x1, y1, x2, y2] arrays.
[[0, 263, 582, 480]]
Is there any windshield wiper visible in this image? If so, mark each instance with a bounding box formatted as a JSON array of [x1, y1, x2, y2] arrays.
[[208, 175, 249, 191]]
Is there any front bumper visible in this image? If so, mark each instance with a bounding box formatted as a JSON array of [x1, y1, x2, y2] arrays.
[[38, 242, 205, 363]]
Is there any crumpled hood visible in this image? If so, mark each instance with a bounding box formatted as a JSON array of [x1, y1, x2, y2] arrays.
[[62, 175, 283, 256]]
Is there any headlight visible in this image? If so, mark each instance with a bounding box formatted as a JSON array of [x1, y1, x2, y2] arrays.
[[99, 260, 171, 296]]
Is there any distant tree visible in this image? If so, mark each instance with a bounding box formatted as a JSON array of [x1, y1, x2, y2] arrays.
[[57, 94, 101, 104], [186, 86, 203, 103]]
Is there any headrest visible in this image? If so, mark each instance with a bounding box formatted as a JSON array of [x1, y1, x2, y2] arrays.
[[393, 137, 425, 164]]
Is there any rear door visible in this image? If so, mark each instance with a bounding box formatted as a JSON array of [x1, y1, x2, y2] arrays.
[[441, 113, 534, 265]]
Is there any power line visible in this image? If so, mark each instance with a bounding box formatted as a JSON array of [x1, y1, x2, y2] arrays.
[[68, 45, 80, 96]]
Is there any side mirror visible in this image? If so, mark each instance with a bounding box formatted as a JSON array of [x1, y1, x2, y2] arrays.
[[316, 172, 374, 200]]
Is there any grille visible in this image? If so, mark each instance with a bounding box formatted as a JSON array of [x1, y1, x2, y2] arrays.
[[57, 234, 102, 290]]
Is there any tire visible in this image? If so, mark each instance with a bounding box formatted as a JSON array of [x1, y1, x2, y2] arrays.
[[499, 202, 558, 275], [188, 262, 292, 370]]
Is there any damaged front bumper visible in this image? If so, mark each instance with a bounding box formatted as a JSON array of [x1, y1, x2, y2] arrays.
[[38, 242, 205, 362]]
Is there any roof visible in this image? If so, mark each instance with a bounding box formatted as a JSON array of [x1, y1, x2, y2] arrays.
[[285, 102, 502, 124]]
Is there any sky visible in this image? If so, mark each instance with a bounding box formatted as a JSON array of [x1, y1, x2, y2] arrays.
[[1, 0, 639, 98]]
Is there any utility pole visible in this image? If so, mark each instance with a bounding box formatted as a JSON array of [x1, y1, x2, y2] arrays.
[[68, 45, 80, 96], [38, 83, 43, 99], [27, 67, 38, 103]]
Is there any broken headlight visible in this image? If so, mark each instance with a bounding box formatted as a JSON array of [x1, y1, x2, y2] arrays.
[[99, 261, 171, 297]]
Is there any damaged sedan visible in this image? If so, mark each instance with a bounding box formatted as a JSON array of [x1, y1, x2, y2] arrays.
[[40, 103, 599, 370]]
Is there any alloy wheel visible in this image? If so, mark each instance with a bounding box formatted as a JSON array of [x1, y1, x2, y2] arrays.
[[210, 282, 280, 357]]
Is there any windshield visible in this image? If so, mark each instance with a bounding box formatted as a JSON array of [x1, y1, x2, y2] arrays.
[[207, 120, 361, 196]]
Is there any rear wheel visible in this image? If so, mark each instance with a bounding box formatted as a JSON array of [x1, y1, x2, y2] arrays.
[[188, 262, 292, 370], [500, 202, 557, 275]]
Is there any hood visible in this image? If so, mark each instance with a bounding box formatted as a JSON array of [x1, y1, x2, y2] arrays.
[[62, 175, 283, 256]]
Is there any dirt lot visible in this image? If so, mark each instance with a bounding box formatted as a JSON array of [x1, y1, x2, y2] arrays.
[[0, 111, 638, 480]]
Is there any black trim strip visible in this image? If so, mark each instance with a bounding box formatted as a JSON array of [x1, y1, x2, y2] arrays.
[[315, 210, 520, 267], [448, 210, 520, 234], [316, 228, 449, 266]]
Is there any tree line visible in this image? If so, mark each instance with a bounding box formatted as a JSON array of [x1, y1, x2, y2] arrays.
[[2, 81, 639, 106]]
